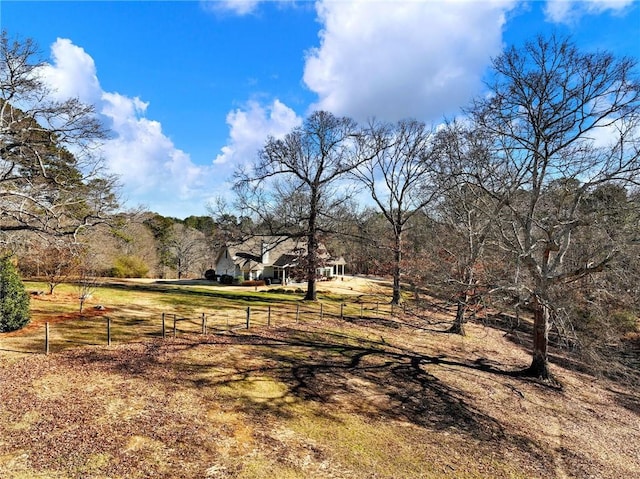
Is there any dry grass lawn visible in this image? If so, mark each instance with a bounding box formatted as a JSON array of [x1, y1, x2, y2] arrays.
[[0, 276, 638, 478]]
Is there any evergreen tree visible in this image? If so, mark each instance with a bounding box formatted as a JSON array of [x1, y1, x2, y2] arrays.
[[0, 256, 30, 332]]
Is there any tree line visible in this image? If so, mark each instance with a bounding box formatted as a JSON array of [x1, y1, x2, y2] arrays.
[[1, 31, 639, 380]]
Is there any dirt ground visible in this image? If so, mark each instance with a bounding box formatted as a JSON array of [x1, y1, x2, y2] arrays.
[[1, 277, 639, 478]]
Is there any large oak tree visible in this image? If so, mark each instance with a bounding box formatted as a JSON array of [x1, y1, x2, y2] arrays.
[[468, 35, 640, 379]]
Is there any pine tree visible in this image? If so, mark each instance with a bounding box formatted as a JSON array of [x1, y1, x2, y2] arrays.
[[0, 256, 30, 332]]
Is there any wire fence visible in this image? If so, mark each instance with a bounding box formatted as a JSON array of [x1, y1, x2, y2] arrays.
[[14, 300, 398, 355]]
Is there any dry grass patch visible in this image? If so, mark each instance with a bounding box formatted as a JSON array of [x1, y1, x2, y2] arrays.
[[1, 278, 639, 478]]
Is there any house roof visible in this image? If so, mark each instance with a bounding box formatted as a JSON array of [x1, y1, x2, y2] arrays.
[[216, 235, 343, 271], [331, 256, 347, 266], [271, 253, 300, 268]]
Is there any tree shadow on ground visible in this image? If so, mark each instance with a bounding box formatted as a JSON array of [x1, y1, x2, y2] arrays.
[[608, 387, 640, 414], [104, 280, 299, 304], [72, 325, 554, 471]]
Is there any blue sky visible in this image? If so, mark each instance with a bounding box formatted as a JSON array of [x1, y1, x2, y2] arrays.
[[2, 0, 639, 217]]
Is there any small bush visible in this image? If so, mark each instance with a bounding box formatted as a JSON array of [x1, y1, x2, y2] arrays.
[[204, 269, 217, 281], [0, 256, 30, 332], [268, 288, 297, 294], [242, 280, 265, 287], [109, 256, 150, 278], [220, 274, 234, 285]]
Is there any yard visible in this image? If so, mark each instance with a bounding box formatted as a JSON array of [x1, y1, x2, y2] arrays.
[[0, 276, 638, 478]]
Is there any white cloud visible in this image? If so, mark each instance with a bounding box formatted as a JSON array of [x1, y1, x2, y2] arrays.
[[100, 94, 201, 194], [40, 38, 213, 216], [200, 0, 296, 15], [303, 0, 518, 123], [200, 0, 263, 16], [544, 0, 635, 24], [214, 99, 302, 166], [39, 38, 102, 104]]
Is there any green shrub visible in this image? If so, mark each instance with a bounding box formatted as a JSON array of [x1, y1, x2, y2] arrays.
[[611, 310, 639, 333], [109, 255, 150, 278], [0, 256, 30, 332]]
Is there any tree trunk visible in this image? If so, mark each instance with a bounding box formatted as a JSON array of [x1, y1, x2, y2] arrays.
[[304, 276, 317, 301], [305, 188, 319, 301], [391, 232, 402, 305], [449, 297, 467, 335], [524, 295, 551, 379], [304, 233, 318, 300], [449, 270, 474, 335]]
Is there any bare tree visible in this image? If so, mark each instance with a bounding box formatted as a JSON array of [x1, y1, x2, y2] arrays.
[[21, 237, 82, 294], [1, 32, 118, 241], [428, 121, 512, 335], [547, 184, 640, 377], [170, 223, 208, 279], [75, 248, 101, 314], [468, 35, 640, 378], [234, 111, 360, 300], [352, 119, 437, 304]]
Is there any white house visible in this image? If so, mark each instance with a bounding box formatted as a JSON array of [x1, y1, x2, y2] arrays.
[[214, 236, 346, 283]]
